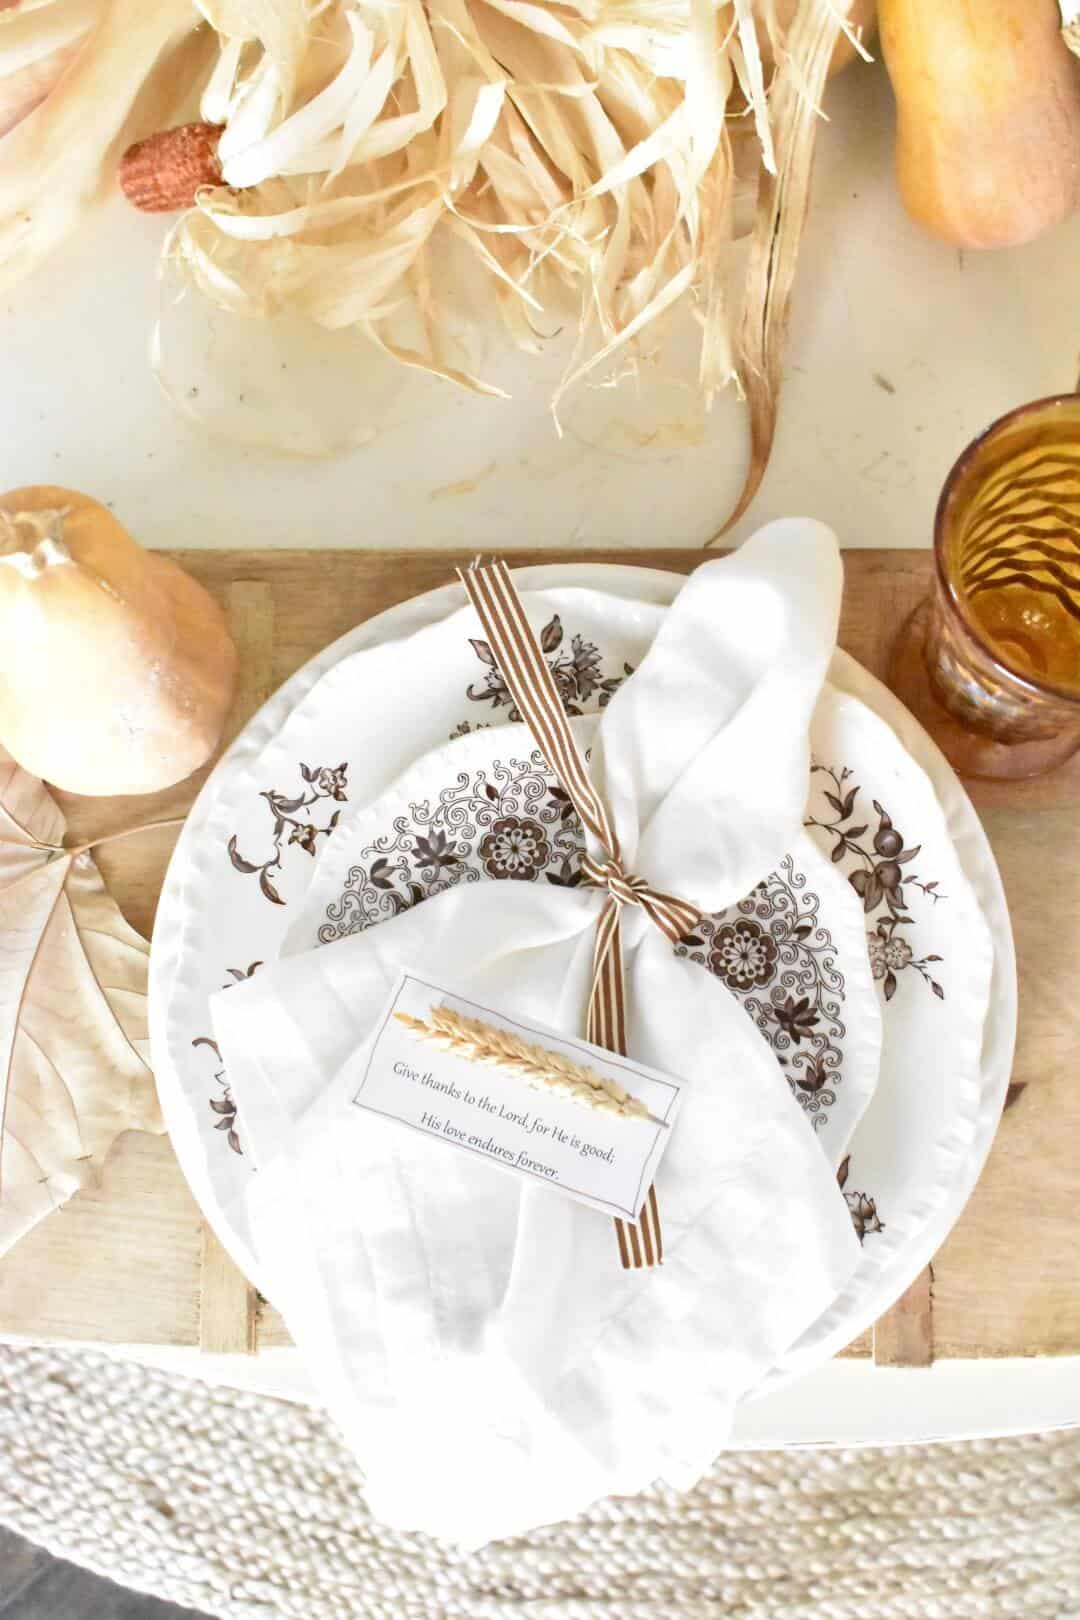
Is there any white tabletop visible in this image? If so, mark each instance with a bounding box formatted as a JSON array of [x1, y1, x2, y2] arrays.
[[3, 55, 1078, 1445], [89, 1344, 1080, 1451], [3, 61, 1078, 556]]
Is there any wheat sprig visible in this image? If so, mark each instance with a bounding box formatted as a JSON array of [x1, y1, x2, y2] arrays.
[[394, 1006, 667, 1128]]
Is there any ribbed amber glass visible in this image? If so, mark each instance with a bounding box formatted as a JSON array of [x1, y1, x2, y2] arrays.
[[890, 396, 1080, 780]]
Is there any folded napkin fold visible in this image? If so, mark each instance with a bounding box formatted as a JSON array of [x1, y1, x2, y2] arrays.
[[213, 519, 867, 1545]]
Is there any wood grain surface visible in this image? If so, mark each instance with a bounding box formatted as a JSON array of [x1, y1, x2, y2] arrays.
[[874, 1267, 935, 1369], [0, 549, 1074, 1368]]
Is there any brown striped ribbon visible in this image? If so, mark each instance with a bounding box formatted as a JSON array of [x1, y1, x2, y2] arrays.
[[459, 559, 700, 1269]]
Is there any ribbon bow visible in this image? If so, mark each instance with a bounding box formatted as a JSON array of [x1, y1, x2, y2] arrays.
[[460, 559, 701, 1270]]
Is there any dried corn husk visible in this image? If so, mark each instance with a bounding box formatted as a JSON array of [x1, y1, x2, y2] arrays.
[[0, 0, 202, 291], [0, 0, 98, 138], [1, 0, 865, 519], [711, 0, 849, 537], [167, 0, 791, 415]]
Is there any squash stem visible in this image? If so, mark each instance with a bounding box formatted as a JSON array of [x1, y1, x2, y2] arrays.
[[0, 507, 72, 571]]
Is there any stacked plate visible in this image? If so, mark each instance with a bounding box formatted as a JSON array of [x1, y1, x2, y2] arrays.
[[149, 562, 1016, 1395]]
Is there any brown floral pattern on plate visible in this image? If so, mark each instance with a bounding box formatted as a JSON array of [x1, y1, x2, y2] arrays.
[[318, 750, 581, 941], [226, 763, 349, 905], [479, 817, 551, 880], [838, 1154, 884, 1243], [453, 614, 633, 736], [193, 1037, 241, 1156], [675, 861, 847, 1129], [192, 961, 263, 1153], [708, 918, 781, 990], [806, 765, 946, 1002], [318, 753, 850, 1131]]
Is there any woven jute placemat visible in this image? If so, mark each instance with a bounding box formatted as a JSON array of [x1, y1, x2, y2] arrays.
[[0, 1345, 1078, 1619]]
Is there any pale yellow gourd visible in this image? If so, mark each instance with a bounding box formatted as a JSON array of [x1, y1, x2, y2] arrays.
[[0, 486, 237, 796]]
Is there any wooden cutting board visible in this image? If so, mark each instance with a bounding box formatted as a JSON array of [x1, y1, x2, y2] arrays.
[[1, 549, 1076, 1369]]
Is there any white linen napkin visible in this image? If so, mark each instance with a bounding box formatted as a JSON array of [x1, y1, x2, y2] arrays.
[[212, 519, 867, 1545]]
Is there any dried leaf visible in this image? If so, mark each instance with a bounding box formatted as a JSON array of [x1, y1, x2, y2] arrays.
[[0, 0, 98, 140], [710, 0, 851, 540], [0, 748, 161, 1255]]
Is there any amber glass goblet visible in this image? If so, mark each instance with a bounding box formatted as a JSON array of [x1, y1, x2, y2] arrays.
[[888, 395, 1080, 780]]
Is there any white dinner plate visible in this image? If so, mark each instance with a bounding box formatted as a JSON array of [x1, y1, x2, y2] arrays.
[[149, 563, 1015, 1388]]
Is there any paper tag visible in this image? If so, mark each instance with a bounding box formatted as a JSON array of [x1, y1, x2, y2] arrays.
[[349, 971, 682, 1223]]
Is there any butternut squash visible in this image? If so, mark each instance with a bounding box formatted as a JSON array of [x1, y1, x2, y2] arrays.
[[0, 487, 237, 796], [880, 0, 1080, 249]]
